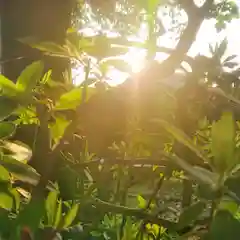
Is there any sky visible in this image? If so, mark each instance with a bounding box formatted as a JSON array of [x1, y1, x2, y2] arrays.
[[73, 1, 240, 85]]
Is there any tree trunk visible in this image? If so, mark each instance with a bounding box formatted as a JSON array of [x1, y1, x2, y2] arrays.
[[0, 0, 75, 82]]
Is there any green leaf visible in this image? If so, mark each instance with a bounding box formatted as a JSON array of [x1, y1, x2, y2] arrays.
[[216, 38, 228, 59], [0, 190, 14, 210], [61, 203, 79, 229], [197, 183, 220, 200], [0, 75, 19, 97], [0, 155, 39, 185], [0, 165, 10, 182], [206, 210, 240, 240], [0, 97, 18, 121], [0, 122, 16, 139], [223, 61, 238, 68], [19, 37, 67, 56], [177, 201, 206, 230], [45, 190, 58, 226], [16, 61, 44, 93], [15, 197, 45, 233], [154, 119, 209, 163], [11, 188, 20, 212], [137, 195, 147, 209], [55, 88, 82, 110], [54, 200, 62, 229], [218, 197, 239, 215], [121, 218, 135, 240], [50, 116, 70, 142], [211, 112, 236, 173], [223, 54, 237, 63]]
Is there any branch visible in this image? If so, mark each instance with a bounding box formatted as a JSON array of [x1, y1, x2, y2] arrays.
[[85, 197, 176, 230], [127, 0, 215, 85]]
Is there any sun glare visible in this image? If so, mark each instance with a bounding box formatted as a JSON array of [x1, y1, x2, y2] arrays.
[[74, 2, 240, 86], [125, 48, 146, 73]]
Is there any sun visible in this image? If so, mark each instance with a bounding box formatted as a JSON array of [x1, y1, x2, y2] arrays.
[[125, 47, 146, 73]]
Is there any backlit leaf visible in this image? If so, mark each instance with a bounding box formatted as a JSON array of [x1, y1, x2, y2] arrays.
[[61, 203, 79, 229], [54, 200, 62, 228], [16, 61, 44, 93], [45, 190, 58, 226], [211, 112, 235, 173], [0, 75, 18, 97], [55, 88, 82, 110], [137, 195, 147, 209]]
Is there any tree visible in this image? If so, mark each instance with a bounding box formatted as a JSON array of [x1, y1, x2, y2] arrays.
[[0, 0, 76, 82]]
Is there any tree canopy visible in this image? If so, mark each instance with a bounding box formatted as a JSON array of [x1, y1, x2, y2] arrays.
[[0, 1, 240, 239]]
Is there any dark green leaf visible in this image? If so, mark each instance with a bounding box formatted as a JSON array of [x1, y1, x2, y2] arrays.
[[206, 210, 240, 240], [177, 201, 206, 230], [0, 155, 39, 185], [223, 61, 238, 68], [216, 38, 228, 59], [14, 198, 45, 233], [223, 54, 237, 63], [197, 184, 220, 200], [0, 122, 16, 139], [19, 37, 67, 55], [0, 97, 18, 121], [16, 61, 44, 93]]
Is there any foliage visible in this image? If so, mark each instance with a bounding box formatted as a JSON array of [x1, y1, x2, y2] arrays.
[[0, 0, 240, 240]]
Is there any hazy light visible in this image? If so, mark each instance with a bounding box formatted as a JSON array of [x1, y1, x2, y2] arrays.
[[73, 3, 240, 86]]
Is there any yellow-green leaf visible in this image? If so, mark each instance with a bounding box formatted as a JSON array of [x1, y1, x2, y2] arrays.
[[211, 112, 235, 173], [16, 61, 44, 93], [61, 203, 79, 229], [45, 190, 58, 226]]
